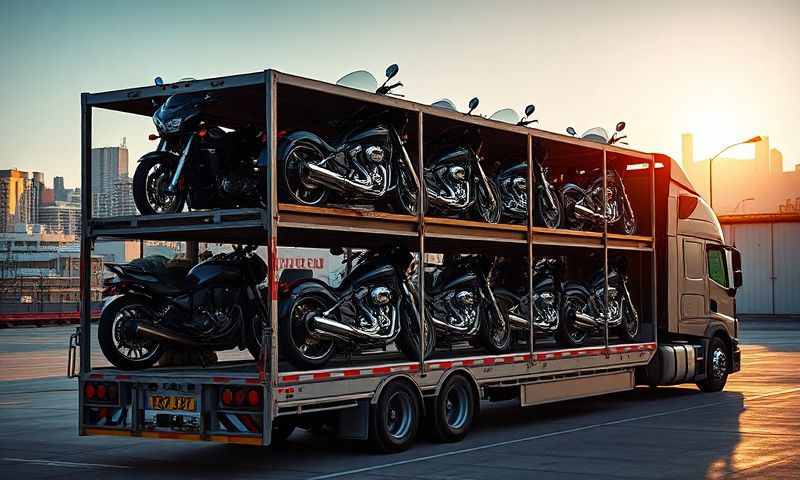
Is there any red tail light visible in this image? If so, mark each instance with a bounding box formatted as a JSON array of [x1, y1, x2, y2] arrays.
[[247, 389, 261, 407], [221, 388, 233, 406], [96, 384, 107, 400], [85, 383, 96, 400]]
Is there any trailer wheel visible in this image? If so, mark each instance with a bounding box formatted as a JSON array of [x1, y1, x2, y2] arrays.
[[697, 336, 729, 392], [369, 381, 420, 453], [430, 374, 476, 443]]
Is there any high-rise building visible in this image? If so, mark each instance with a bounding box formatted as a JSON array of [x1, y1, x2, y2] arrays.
[[91, 145, 129, 218], [0, 169, 33, 232], [53, 176, 66, 202], [112, 175, 136, 216], [39, 201, 81, 236], [30, 171, 44, 224]]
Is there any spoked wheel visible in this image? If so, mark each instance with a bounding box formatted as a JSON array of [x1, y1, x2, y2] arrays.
[[133, 156, 187, 215], [559, 184, 589, 231], [279, 293, 336, 369], [396, 297, 436, 361], [476, 180, 502, 224], [557, 289, 591, 348], [98, 295, 163, 370], [280, 141, 329, 206], [369, 381, 421, 453], [430, 374, 476, 443], [534, 187, 564, 229], [479, 295, 511, 354], [616, 296, 639, 342], [394, 163, 419, 216]]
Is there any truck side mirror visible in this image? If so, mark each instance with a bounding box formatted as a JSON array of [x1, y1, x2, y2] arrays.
[[732, 248, 743, 288]]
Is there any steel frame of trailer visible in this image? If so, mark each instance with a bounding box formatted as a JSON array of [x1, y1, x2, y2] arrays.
[[78, 69, 658, 446]]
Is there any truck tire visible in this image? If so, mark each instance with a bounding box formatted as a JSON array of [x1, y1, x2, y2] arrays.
[[696, 336, 729, 392], [430, 374, 476, 443], [369, 381, 420, 453]]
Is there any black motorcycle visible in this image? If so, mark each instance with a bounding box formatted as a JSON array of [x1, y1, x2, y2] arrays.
[[558, 256, 639, 347], [493, 256, 564, 346], [416, 254, 511, 354], [98, 245, 268, 370], [278, 64, 419, 215], [561, 122, 637, 234], [278, 246, 434, 370], [133, 77, 266, 215], [424, 98, 502, 223]]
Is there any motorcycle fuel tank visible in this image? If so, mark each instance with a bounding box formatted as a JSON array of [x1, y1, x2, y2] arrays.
[[188, 260, 244, 288]]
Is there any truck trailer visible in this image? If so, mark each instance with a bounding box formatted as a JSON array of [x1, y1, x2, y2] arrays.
[[73, 69, 742, 452]]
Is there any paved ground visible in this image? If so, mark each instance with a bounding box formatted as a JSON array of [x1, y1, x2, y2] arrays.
[[1, 320, 799, 479]]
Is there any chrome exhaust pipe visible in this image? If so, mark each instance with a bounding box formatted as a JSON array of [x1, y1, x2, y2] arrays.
[[572, 312, 600, 330], [311, 310, 399, 342], [574, 203, 605, 222], [136, 323, 202, 347], [305, 163, 387, 198], [507, 312, 529, 329]]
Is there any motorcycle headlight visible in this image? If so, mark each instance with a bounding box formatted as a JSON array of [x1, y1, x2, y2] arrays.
[[164, 118, 182, 133]]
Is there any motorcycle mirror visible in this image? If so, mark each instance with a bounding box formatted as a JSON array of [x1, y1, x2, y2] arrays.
[[616, 121, 626, 132], [154, 76, 164, 87], [524, 104, 536, 117], [385, 64, 399, 80], [566, 126, 577, 136], [329, 246, 344, 256], [467, 97, 480, 115]]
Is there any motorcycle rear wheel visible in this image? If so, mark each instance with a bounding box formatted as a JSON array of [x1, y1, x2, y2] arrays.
[[280, 141, 329, 206], [133, 156, 187, 215], [279, 292, 336, 369], [476, 180, 502, 224]]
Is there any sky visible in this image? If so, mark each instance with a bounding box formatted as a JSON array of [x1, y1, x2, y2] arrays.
[[1, 0, 798, 188]]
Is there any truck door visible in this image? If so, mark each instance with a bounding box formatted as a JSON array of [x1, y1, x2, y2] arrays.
[[706, 243, 735, 325], [679, 238, 708, 336]]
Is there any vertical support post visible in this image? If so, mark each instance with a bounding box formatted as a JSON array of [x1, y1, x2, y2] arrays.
[[602, 149, 609, 356], [79, 93, 92, 375], [527, 134, 535, 365], [650, 154, 657, 345], [139, 239, 144, 258], [185, 241, 199, 264], [262, 70, 279, 445], [416, 111, 426, 375]]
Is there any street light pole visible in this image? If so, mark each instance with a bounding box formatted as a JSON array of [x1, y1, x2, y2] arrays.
[[707, 136, 764, 210]]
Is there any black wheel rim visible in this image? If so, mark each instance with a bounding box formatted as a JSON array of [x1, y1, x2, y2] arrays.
[[564, 296, 590, 343], [145, 163, 181, 213], [111, 305, 161, 363], [538, 193, 561, 229], [289, 297, 334, 361], [284, 144, 327, 205], [485, 301, 509, 349], [385, 391, 413, 439]]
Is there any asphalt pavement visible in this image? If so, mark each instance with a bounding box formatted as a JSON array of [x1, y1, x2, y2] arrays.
[[1, 320, 799, 479]]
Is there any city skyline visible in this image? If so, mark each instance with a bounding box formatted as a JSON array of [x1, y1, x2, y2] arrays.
[[1, 0, 799, 187]]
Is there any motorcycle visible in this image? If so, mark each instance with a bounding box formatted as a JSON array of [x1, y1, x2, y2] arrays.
[[278, 246, 434, 369], [557, 256, 639, 347], [561, 122, 637, 234], [415, 254, 511, 354], [424, 98, 502, 223], [493, 256, 564, 346], [133, 77, 267, 215], [278, 64, 419, 215], [98, 245, 269, 370]]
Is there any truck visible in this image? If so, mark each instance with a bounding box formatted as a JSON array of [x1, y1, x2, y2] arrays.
[[73, 68, 742, 452]]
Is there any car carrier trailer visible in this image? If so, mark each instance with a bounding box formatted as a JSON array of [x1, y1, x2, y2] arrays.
[[73, 69, 742, 452]]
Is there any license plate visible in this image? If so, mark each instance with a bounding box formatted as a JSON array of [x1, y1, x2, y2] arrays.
[[148, 394, 197, 412]]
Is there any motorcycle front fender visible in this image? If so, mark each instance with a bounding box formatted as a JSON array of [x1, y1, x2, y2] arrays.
[[137, 150, 179, 166]]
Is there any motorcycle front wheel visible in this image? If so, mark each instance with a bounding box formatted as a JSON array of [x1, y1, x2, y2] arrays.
[[558, 184, 589, 231], [557, 288, 591, 348], [280, 140, 329, 207], [98, 295, 163, 370], [476, 180, 502, 224], [534, 188, 564, 229], [395, 297, 436, 361], [279, 292, 336, 370], [479, 298, 512, 354], [393, 163, 420, 216], [133, 155, 187, 215], [618, 207, 638, 235], [615, 295, 639, 342]]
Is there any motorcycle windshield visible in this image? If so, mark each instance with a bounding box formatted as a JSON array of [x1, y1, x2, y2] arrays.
[[489, 108, 520, 124], [336, 70, 378, 92], [581, 127, 610, 144], [431, 98, 457, 110]]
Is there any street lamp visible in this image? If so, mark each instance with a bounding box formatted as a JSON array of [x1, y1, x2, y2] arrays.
[[708, 136, 764, 209]]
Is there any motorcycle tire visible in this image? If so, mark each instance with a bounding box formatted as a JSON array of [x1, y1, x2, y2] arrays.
[[279, 140, 330, 207], [476, 179, 503, 224], [245, 310, 267, 361], [133, 155, 187, 215], [615, 295, 639, 342], [278, 291, 336, 370], [618, 208, 638, 235], [556, 286, 592, 348], [558, 184, 589, 231], [395, 297, 436, 362], [392, 163, 421, 216], [534, 188, 564, 229], [98, 294, 164, 370], [479, 298, 512, 354]]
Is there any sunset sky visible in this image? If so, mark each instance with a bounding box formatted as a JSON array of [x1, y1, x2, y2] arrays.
[[1, 0, 798, 187]]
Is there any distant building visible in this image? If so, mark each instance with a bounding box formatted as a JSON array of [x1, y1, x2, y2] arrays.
[[30, 171, 44, 224], [682, 134, 800, 215], [112, 176, 136, 216], [54, 176, 66, 202], [39, 201, 81, 236], [91, 145, 129, 218], [0, 169, 33, 232]]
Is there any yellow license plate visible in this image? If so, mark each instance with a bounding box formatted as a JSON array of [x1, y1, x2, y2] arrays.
[[148, 395, 197, 412]]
